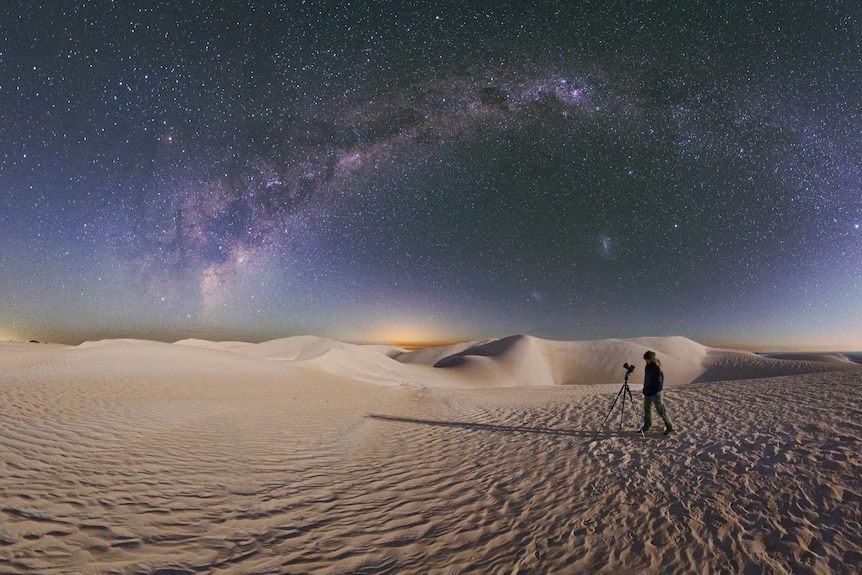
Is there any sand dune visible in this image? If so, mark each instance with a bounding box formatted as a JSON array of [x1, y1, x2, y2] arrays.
[[760, 351, 862, 365], [177, 333, 861, 388], [394, 334, 859, 387], [1, 336, 860, 574]]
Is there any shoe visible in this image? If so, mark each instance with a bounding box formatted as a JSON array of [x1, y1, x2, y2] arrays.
[[663, 428, 677, 435], [639, 426, 650, 433]]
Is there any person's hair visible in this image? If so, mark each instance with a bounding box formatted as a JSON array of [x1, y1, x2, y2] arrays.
[[644, 350, 663, 370]]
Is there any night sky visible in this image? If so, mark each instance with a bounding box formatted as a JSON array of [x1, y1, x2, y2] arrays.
[[2, 1, 860, 350]]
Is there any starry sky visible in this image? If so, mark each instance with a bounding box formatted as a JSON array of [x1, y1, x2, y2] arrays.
[[1, 1, 860, 350]]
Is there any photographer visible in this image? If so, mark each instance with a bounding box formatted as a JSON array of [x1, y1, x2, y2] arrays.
[[641, 351, 677, 435]]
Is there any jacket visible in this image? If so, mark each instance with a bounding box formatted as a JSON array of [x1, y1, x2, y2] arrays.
[[643, 362, 664, 397]]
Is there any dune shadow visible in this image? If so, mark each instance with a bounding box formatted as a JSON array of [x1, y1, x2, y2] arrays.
[[367, 413, 593, 438], [432, 334, 523, 367]]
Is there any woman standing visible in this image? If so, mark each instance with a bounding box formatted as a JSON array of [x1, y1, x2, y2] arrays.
[[641, 351, 677, 435]]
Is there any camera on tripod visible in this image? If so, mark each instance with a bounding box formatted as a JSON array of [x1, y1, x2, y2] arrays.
[[593, 361, 641, 440]]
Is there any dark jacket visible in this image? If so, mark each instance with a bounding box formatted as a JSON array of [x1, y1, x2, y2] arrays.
[[643, 362, 664, 397]]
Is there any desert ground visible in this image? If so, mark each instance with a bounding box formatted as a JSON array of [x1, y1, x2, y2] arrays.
[[1, 336, 860, 574]]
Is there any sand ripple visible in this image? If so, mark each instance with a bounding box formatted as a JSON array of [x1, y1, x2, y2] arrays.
[[1, 347, 860, 574]]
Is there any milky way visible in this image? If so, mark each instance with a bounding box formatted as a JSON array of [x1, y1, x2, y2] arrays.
[[1, 1, 860, 349]]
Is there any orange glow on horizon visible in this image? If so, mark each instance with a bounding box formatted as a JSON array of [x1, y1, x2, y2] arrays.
[[389, 339, 460, 351], [358, 323, 461, 350], [0, 327, 24, 342]]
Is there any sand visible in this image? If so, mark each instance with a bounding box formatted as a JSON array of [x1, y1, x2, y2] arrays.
[[1, 336, 860, 574]]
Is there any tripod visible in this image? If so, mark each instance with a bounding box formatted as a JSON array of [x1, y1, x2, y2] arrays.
[[592, 363, 644, 441]]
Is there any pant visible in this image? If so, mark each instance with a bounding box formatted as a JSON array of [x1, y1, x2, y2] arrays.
[[643, 391, 674, 431]]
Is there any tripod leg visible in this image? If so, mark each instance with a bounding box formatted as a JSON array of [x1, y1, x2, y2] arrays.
[[625, 383, 645, 438], [592, 386, 624, 441], [619, 384, 626, 430]]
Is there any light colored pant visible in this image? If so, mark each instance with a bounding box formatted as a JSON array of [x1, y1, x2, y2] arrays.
[[643, 391, 674, 431]]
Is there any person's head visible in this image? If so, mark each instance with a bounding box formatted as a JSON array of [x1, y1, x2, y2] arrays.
[[643, 350, 662, 369]]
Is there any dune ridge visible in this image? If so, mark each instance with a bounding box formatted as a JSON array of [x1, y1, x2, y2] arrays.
[[168, 333, 862, 388], [395, 334, 858, 387], [1, 336, 860, 573]]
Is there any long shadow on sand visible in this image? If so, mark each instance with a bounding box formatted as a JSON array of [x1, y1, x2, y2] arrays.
[[367, 414, 596, 438]]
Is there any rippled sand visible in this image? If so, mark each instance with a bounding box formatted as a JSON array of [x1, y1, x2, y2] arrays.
[[1, 341, 860, 574]]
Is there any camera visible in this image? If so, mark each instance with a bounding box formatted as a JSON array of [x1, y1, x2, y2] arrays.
[[623, 362, 635, 374]]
